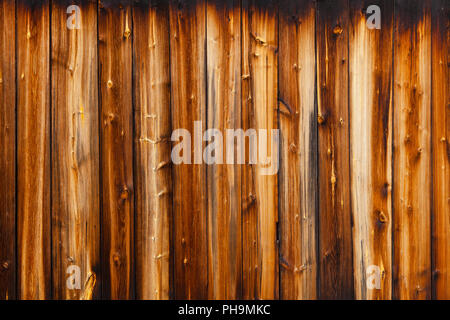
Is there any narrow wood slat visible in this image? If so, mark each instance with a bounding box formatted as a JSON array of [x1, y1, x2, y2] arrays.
[[316, 0, 353, 299], [51, 0, 100, 300], [0, 0, 16, 300], [278, 0, 317, 300], [349, 0, 393, 300], [243, 0, 279, 300], [431, 0, 449, 300], [393, 0, 432, 300], [206, 0, 242, 299], [169, 0, 208, 299], [99, 0, 134, 299], [133, 0, 172, 300], [17, 0, 51, 300]]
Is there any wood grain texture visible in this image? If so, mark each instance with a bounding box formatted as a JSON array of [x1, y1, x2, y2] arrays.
[[278, 0, 317, 300], [51, 0, 100, 300], [17, 0, 51, 300], [316, 0, 353, 300], [0, 0, 16, 300], [349, 0, 393, 300], [393, 0, 432, 300], [244, 0, 279, 300], [133, 0, 172, 300], [431, 0, 449, 300], [99, 0, 134, 299], [206, 0, 242, 299], [169, 0, 208, 299]]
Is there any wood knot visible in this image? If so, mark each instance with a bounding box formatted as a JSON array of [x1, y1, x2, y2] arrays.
[[112, 253, 121, 266], [318, 114, 326, 124], [120, 187, 130, 200], [333, 25, 343, 35], [2, 261, 9, 270]]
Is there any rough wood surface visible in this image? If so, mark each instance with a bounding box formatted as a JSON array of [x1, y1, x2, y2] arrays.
[[316, 0, 353, 299], [278, 0, 317, 300], [0, 0, 16, 300], [431, 0, 449, 300], [393, 0, 432, 300], [133, 0, 172, 300], [349, 0, 393, 300], [17, 0, 51, 300], [51, 0, 100, 300], [169, 0, 208, 299], [206, 0, 242, 299], [99, 0, 134, 299]]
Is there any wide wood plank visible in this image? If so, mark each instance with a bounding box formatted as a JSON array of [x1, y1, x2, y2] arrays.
[[431, 0, 449, 300], [133, 0, 172, 300], [243, 0, 279, 300], [0, 0, 16, 300], [51, 0, 100, 300], [316, 0, 353, 299], [17, 0, 51, 300], [99, 0, 134, 299], [393, 0, 432, 300], [349, 0, 393, 300], [169, 0, 208, 299], [278, 0, 317, 300], [206, 0, 242, 299]]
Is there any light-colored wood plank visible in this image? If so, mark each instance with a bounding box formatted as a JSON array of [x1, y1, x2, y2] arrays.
[[99, 0, 134, 299], [133, 0, 172, 300], [17, 0, 51, 300], [393, 0, 432, 300], [278, 0, 317, 300], [349, 0, 393, 300], [51, 0, 100, 300], [206, 0, 242, 299]]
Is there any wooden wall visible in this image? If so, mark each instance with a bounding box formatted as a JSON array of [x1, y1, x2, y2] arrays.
[[0, 0, 448, 300]]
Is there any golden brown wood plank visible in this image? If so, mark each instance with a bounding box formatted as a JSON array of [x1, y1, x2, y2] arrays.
[[206, 0, 242, 299], [349, 0, 393, 300], [278, 0, 317, 300], [17, 0, 51, 300], [431, 0, 449, 300], [99, 0, 134, 299], [0, 0, 16, 301], [169, 0, 208, 299], [393, 0, 432, 300], [316, 0, 353, 299], [242, 0, 279, 300], [133, 0, 172, 300], [51, 0, 100, 300]]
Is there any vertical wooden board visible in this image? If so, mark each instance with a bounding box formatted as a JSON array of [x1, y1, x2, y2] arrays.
[[349, 0, 393, 300], [431, 0, 449, 300], [206, 0, 242, 299], [17, 0, 51, 300], [245, 0, 279, 300], [98, 0, 134, 299], [278, 0, 317, 300], [169, 0, 208, 299], [393, 0, 431, 300], [241, 0, 259, 300], [0, 0, 16, 300], [133, 0, 172, 300], [51, 0, 100, 300], [316, 0, 353, 299]]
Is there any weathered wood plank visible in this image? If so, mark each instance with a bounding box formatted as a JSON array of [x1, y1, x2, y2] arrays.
[[431, 0, 449, 300], [278, 0, 317, 300], [349, 0, 393, 300], [243, 0, 279, 300], [393, 0, 432, 300], [99, 0, 134, 299], [0, 0, 16, 300], [169, 0, 208, 299], [51, 0, 100, 300], [316, 0, 353, 299], [17, 0, 51, 300], [133, 0, 172, 300], [206, 0, 242, 299]]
